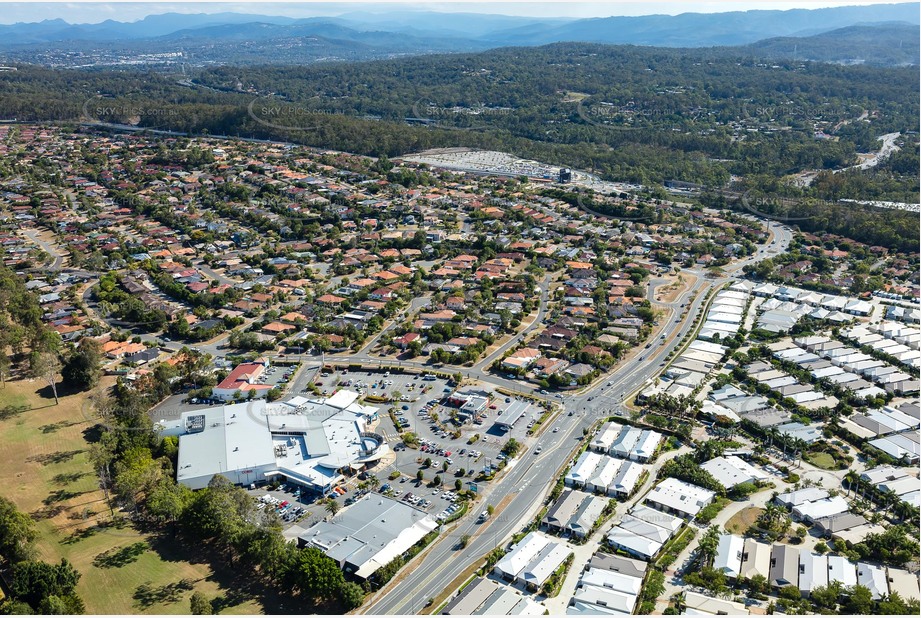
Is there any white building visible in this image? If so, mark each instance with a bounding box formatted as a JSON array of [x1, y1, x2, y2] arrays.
[[169, 392, 385, 493], [713, 534, 744, 579], [826, 555, 857, 589], [798, 552, 828, 596], [299, 493, 437, 580], [645, 477, 716, 519], [857, 562, 888, 600], [792, 496, 850, 524], [495, 532, 571, 590], [700, 455, 768, 489]]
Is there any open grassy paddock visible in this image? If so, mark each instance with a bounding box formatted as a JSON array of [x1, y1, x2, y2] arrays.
[[0, 378, 269, 614]]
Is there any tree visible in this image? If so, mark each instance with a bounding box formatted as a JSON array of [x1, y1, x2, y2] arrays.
[[30, 347, 62, 405], [0, 348, 10, 388], [458, 534, 471, 549], [416, 470, 424, 482], [811, 581, 841, 611], [0, 495, 37, 563], [37, 595, 71, 615], [779, 585, 802, 601], [685, 566, 726, 595], [61, 339, 102, 391], [324, 498, 340, 517], [697, 526, 721, 567], [10, 559, 82, 613], [637, 569, 661, 602], [189, 592, 213, 615], [339, 582, 365, 610], [486, 504, 495, 516], [283, 547, 344, 601], [878, 592, 920, 615], [146, 481, 193, 525], [845, 584, 874, 615], [748, 574, 769, 595], [181, 475, 255, 542], [113, 447, 163, 511], [454, 479, 462, 491]]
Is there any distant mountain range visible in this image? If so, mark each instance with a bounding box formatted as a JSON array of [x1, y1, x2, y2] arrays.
[[0, 3, 917, 67]]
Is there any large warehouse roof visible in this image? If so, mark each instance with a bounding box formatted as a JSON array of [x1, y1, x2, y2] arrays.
[[300, 493, 437, 579]]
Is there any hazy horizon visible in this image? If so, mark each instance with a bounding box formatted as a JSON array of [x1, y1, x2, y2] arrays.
[[0, 1, 911, 25]]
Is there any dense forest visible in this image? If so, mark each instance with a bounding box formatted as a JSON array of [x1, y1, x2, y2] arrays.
[[0, 41, 917, 202]]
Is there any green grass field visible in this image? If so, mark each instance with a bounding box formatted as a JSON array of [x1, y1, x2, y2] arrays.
[[0, 378, 266, 614], [805, 452, 838, 470]]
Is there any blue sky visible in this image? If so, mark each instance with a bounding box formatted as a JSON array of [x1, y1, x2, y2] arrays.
[[0, 1, 902, 24]]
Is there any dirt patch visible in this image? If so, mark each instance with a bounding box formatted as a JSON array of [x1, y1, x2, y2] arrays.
[[725, 506, 764, 535], [657, 273, 697, 304]]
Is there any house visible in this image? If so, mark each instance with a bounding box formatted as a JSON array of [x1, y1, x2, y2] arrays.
[[739, 538, 772, 581], [792, 496, 849, 524], [798, 552, 828, 596], [857, 562, 888, 600], [644, 478, 715, 519], [317, 294, 346, 305], [393, 332, 421, 350], [769, 544, 799, 588], [212, 359, 272, 401], [713, 534, 744, 579], [564, 363, 595, 380], [124, 347, 160, 365], [700, 455, 768, 489], [494, 532, 571, 591], [541, 489, 607, 538], [682, 591, 749, 615], [826, 555, 857, 589], [262, 322, 296, 336], [605, 505, 682, 561], [501, 347, 541, 371]]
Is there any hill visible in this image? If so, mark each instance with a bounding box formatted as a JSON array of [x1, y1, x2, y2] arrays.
[[746, 22, 920, 66]]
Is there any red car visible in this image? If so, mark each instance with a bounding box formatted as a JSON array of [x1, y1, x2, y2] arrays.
[[280, 501, 289, 507], [444, 451, 451, 457]]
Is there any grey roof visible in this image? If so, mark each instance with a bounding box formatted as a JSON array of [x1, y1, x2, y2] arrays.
[[587, 552, 647, 580], [770, 544, 799, 587], [543, 489, 585, 529], [814, 512, 867, 534], [300, 493, 436, 577], [445, 578, 499, 615]]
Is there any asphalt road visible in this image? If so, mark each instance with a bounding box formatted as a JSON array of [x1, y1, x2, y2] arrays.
[[21, 228, 66, 270]]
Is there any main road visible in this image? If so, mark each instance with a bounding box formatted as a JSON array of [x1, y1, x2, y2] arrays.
[[360, 218, 792, 614]]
